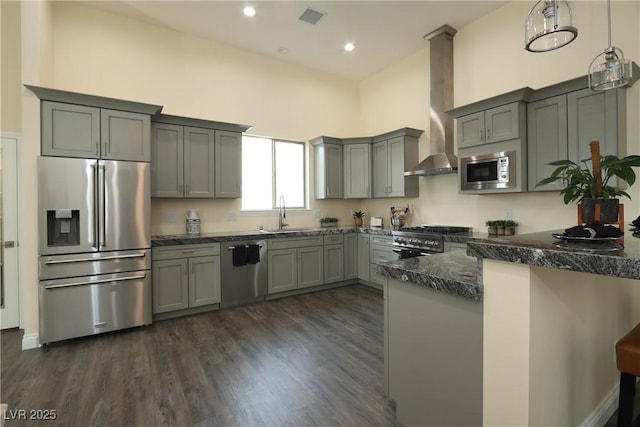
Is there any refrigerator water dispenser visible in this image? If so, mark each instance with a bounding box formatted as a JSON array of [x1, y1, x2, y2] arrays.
[[47, 209, 80, 247]]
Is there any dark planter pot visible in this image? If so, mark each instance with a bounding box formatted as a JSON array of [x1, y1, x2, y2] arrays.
[[581, 198, 619, 222]]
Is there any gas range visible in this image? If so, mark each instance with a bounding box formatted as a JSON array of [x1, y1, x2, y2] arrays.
[[392, 225, 471, 257]]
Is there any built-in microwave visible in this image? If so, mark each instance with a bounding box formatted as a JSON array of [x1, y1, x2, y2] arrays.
[[460, 150, 516, 191]]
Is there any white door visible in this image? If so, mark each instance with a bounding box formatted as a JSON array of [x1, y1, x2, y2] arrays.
[[1, 134, 20, 329]]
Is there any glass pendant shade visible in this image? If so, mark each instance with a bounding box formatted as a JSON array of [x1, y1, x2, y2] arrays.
[[525, 0, 577, 52], [589, 47, 632, 90]]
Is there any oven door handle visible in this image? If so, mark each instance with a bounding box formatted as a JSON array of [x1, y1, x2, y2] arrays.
[[391, 249, 405, 254]]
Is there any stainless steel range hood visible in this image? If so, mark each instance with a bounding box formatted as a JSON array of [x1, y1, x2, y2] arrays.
[[405, 25, 458, 177]]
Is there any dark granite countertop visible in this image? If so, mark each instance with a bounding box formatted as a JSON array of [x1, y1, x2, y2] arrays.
[[376, 252, 482, 301], [152, 226, 393, 246], [466, 228, 640, 280]]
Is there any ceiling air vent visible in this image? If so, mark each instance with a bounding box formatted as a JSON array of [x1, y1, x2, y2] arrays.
[[299, 8, 325, 25]]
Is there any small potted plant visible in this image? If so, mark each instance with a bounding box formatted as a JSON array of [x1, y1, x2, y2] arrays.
[[503, 220, 518, 235], [320, 217, 339, 228], [536, 140, 640, 223], [353, 210, 365, 227], [485, 220, 499, 235]]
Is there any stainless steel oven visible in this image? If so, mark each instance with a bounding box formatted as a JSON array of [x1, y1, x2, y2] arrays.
[[460, 150, 516, 191], [391, 225, 471, 258]]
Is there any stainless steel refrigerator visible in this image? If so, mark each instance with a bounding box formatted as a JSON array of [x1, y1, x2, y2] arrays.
[[38, 156, 151, 344]]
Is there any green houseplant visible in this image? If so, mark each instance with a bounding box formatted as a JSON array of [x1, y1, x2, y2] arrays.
[[320, 217, 339, 227], [536, 141, 640, 222], [353, 210, 365, 227]]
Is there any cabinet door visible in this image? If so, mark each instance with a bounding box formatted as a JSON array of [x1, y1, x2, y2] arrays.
[[152, 259, 189, 313], [527, 95, 568, 191], [326, 144, 344, 198], [324, 244, 344, 284], [568, 88, 620, 163], [387, 136, 406, 197], [298, 246, 324, 289], [189, 256, 221, 307], [268, 249, 297, 293], [358, 234, 370, 281], [42, 101, 101, 158], [344, 234, 358, 280], [485, 103, 520, 144], [151, 123, 184, 197], [372, 140, 389, 197], [184, 126, 216, 198], [101, 109, 150, 162], [457, 112, 485, 149], [344, 144, 371, 198], [215, 130, 242, 198]]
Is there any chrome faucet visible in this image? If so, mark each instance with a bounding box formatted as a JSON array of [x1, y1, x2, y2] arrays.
[[278, 196, 288, 230]]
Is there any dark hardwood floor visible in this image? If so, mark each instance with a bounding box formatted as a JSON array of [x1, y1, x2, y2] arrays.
[[1, 285, 399, 427]]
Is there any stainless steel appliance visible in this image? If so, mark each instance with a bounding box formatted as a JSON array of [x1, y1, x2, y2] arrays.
[[460, 150, 516, 191], [220, 239, 267, 309], [392, 225, 471, 258], [38, 156, 151, 344]]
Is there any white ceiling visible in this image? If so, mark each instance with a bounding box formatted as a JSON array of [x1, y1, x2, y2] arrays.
[[88, 1, 507, 81]]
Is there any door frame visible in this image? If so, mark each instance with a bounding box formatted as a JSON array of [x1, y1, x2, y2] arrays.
[[1, 132, 21, 329]]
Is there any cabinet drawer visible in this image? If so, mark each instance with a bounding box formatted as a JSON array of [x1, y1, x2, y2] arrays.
[[152, 243, 220, 260], [370, 246, 397, 263], [323, 234, 344, 245], [267, 236, 323, 250], [370, 234, 393, 245]]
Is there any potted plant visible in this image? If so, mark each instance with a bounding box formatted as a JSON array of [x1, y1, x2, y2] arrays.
[[485, 220, 499, 235], [536, 140, 640, 222], [353, 210, 365, 227], [503, 220, 518, 235], [320, 217, 339, 228]]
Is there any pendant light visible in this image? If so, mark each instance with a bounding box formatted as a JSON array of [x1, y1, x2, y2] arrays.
[[525, 0, 577, 52], [588, 0, 636, 91]]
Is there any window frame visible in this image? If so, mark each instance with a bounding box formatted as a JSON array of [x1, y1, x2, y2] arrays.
[[241, 134, 308, 211]]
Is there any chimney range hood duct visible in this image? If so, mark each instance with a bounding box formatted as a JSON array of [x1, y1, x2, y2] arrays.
[[405, 25, 458, 177]]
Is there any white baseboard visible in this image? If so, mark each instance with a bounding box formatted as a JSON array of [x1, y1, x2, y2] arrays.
[[579, 382, 618, 427], [21, 333, 40, 350]]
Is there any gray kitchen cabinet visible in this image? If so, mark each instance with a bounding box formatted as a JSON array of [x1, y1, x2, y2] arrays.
[[372, 129, 421, 198], [457, 102, 523, 149], [151, 114, 250, 199], [443, 241, 467, 253], [42, 101, 151, 161], [369, 234, 396, 286], [151, 123, 184, 197], [527, 83, 626, 191], [267, 236, 324, 293], [184, 126, 216, 198], [527, 95, 568, 192], [151, 244, 221, 314], [358, 234, 371, 281], [324, 234, 345, 284], [214, 130, 242, 198], [267, 249, 297, 293], [343, 143, 371, 198], [344, 233, 358, 280], [312, 137, 343, 199]]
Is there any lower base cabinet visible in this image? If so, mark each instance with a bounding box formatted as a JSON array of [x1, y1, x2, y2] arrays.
[[370, 234, 395, 286], [344, 233, 358, 280], [267, 236, 324, 294], [358, 234, 370, 281], [151, 244, 221, 314]]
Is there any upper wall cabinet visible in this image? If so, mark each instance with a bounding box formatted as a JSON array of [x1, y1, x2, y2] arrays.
[[343, 139, 372, 199], [311, 136, 343, 199], [527, 76, 626, 191], [372, 129, 421, 198], [28, 85, 161, 162], [151, 114, 250, 199]]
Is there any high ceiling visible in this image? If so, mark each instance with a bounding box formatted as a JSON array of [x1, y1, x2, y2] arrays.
[[88, 1, 507, 81]]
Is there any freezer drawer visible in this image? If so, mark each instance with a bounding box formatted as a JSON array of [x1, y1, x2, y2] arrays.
[[39, 249, 151, 280], [39, 270, 151, 344]]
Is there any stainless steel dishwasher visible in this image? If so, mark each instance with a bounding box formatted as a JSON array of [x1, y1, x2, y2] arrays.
[[220, 239, 267, 309]]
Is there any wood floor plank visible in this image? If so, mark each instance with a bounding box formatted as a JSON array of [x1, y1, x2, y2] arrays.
[[1, 284, 399, 426]]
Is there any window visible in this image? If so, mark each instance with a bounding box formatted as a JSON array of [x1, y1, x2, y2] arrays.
[[242, 135, 306, 210]]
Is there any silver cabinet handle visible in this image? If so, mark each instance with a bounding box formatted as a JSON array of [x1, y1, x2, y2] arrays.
[[44, 273, 146, 289], [43, 253, 146, 265], [480, 129, 484, 141], [227, 244, 263, 250], [486, 128, 491, 140]]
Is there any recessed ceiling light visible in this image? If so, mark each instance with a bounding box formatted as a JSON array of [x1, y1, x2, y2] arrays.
[[344, 43, 355, 52], [243, 6, 256, 17]]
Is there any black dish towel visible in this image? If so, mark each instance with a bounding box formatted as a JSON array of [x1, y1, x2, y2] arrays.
[[246, 244, 261, 264], [233, 245, 247, 266]]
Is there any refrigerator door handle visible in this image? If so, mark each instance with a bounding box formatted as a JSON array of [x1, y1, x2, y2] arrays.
[[44, 273, 147, 290], [98, 163, 106, 249], [89, 163, 98, 249], [43, 253, 146, 265]]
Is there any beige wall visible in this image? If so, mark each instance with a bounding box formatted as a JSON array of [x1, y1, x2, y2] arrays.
[[1, 1, 22, 133], [359, 1, 640, 233]]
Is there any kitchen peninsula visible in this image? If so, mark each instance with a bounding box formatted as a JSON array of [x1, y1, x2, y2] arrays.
[[377, 229, 640, 427]]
